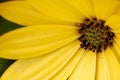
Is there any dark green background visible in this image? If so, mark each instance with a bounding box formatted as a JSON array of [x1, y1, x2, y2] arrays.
[[0, 0, 8, 3], [0, 16, 22, 77], [0, 0, 23, 76]]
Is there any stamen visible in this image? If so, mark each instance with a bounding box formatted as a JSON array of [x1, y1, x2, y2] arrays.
[[77, 18, 115, 53]]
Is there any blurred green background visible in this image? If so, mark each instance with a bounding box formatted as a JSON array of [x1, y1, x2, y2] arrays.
[[0, 0, 8, 2], [0, 16, 22, 77], [0, 0, 23, 77]]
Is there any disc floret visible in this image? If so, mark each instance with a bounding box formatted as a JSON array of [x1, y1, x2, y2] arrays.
[[77, 18, 115, 53]]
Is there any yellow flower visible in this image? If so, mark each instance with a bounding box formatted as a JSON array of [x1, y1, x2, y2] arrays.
[[0, 0, 120, 80]]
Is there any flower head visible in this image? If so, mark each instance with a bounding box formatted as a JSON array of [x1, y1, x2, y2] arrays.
[[0, 0, 120, 80]]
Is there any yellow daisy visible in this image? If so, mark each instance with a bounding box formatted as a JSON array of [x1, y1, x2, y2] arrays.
[[0, 0, 120, 80]]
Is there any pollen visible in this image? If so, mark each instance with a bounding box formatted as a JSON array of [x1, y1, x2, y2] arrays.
[[77, 18, 115, 53]]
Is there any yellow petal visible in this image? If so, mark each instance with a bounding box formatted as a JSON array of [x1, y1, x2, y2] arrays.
[[114, 33, 120, 46], [93, 0, 120, 20], [111, 42, 120, 63], [110, 34, 120, 62], [1, 40, 80, 80], [69, 51, 96, 80], [65, 0, 95, 18], [96, 52, 111, 80], [106, 14, 120, 33], [0, 1, 66, 26], [51, 48, 85, 80], [27, 0, 85, 23], [114, 4, 120, 14], [96, 47, 120, 80], [0, 25, 80, 59], [105, 48, 120, 80]]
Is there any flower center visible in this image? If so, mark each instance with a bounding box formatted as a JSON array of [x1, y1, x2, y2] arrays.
[[77, 18, 115, 53]]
